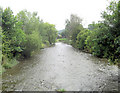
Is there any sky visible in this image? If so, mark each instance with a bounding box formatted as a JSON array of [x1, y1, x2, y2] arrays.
[[0, 0, 109, 30]]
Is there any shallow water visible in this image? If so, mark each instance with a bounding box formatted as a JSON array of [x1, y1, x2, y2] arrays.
[[2, 42, 119, 91]]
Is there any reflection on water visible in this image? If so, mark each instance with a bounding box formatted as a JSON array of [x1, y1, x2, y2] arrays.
[[2, 42, 119, 91]]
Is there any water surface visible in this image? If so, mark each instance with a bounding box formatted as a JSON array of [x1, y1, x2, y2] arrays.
[[2, 42, 119, 91]]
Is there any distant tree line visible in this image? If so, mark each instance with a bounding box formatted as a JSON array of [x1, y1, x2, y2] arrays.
[[62, 0, 120, 64], [0, 7, 57, 71]]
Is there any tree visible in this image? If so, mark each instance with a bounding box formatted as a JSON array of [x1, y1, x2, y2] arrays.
[[101, 0, 120, 62], [76, 29, 91, 50], [2, 7, 26, 58], [102, 0, 120, 37], [75, 0, 120, 63], [65, 14, 83, 47], [44, 23, 57, 45], [17, 10, 43, 57]]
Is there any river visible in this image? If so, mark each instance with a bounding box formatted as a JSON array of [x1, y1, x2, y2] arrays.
[[2, 42, 119, 91]]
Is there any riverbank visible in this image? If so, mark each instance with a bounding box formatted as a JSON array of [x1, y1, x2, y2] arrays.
[[2, 42, 119, 91], [57, 38, 72, 45], [0, 43, 56, 75], [57, 38, 119, 66]]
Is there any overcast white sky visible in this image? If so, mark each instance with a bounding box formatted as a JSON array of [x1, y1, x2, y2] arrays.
[[1, 0, 109, 30]]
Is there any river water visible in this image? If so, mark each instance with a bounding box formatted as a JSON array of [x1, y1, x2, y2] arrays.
[[2, 42, 119, 91]]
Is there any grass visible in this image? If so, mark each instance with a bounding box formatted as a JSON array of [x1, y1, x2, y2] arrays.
[[0, 51, 2, 75], [57, 89, 66, 92], [0, 57, 19, 75], [0, 66, 5, 75], [57, 38, 67, 42], [57, 38, 72, 45], [2, 58, 18, 69]]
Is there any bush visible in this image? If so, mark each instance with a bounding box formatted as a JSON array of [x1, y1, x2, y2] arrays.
[[76, 29, 90, 50], [21, 32, 42, 57], [2, 57, 18, 69]]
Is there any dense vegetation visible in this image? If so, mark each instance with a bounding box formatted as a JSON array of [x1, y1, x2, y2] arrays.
[[0, 7, 57, 73], [62, 0, 120, 64], [0, 0, 119, 75]]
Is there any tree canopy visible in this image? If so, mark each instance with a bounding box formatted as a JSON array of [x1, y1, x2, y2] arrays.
[[64, 0, 120, 63]]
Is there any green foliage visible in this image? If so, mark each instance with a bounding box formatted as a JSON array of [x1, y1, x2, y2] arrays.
[[57, 89, 66, 92], [60, 31, 66, 38], [99, 0, 120, 62], [0, 44, 1, 75], [69, 1, 120, 64], [65, 14, 83, 47], [57, 38, 72, 44], [1, 7, 58, 73], [17, 10, 57, 58], [76, 29, 91, 50], [2, 56, 18, 69], [21, 31, 42, 57], [84, 19, 119, 62], [43, 23, 57, 45], [57, 38, 67, 42], [2, 7, 26, 58], [0, 66, 5, 75], [2, 8, 57, 59]]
